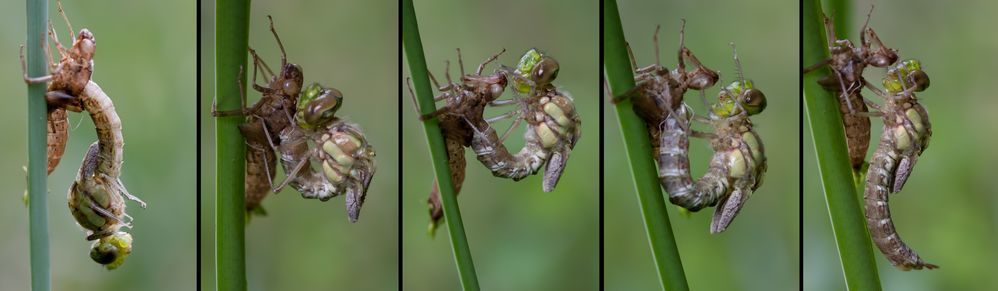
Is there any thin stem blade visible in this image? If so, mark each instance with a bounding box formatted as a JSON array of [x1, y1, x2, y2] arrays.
[[26, 0, 49, 289], [603, 1, 689, 290], [402, 0, 481, 290], [803, 0, 882, 289], [215, 0, 250, 290]]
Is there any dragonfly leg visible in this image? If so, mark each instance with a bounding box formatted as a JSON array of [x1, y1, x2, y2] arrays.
[[56, 0, 75, 40], [427, 70, 454, 92], [653, 24, 662, 66], [20, 45, 53, 84], [272, 154, 309, 194], [212, 66, 250, 117], [626, 41, 638, 72], [266, 15, 289, 67], [476, 48, 506, 76], [803, 58, 831, 74], [47, 20, 68, 59]]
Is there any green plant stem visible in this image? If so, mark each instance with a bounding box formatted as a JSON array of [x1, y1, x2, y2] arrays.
[[803, 0, 882, 290], [603, 1, 688, 290], [26, 0, 49, 290], [215, 0, 249, 290], [402, 0, 480, 290]]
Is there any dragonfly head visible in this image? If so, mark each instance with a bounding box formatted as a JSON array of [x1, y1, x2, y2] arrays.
[[281, 63, 304, 97], [713, 80, 766, 117], [297, 83, 343, 129], [685, 63, 719, 91], [90, 231, 132, 270], [513, 48, 559, 93], [883, 59, 929, 93], [74, 28, 95, 61], [866, 29, 899, 67]]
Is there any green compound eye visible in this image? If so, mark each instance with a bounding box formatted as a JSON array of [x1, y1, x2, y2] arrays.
[[713, 80, 766, 117], [90, 232, 133, 270], [513, 48, 558, 93], [883, 59, 929, 93], [296, 83, 344, 129]]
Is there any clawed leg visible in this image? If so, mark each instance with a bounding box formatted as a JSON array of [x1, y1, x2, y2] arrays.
[[803, 58, 831, 74], [56, 0, 75, 40], [212, 66, 251, 117], [653, 24, 661, 66], [20, 45, 53, 84], [266, 15, 288, 67], [476, 48, 506, 75]]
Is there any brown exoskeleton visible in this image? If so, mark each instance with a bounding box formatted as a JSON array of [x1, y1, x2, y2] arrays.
[[212, 16, 303, 215], [803, 7, 897, 170], [21, 0, 93, 175], [407, 48, 508, 234]]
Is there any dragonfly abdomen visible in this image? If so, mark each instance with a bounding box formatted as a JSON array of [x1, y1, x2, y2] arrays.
[[864, 129, 937, 270]]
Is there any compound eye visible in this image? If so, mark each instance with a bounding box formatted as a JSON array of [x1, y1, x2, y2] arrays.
[[90, 243, 118, 265], [687, 69, 719, 90], [741, 89, 767, 115], [304, 88, 343, 126], [283, 79, 301, 96], [489, 84, 504, 97], [532, 57, 559, 85], [908, 70, 930, 92]]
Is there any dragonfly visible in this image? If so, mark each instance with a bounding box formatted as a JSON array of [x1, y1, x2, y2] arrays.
[[863, 59, 935, 270], [23, 1, 145, 268], [271, 83, 377, 222], [68, 142, 140, 269], [657, 44, 767, 233], [212, 16, 302, 215], [20, 0, 93, 175], [469, 48, 582, 192], [609, 21, 719, 164], [407, 48, 508, 233], [803, 7, 897, 170]]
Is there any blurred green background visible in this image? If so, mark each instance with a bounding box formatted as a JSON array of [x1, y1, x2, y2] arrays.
[[200, 1, 397, 290], [0, 0, 195, 290], [805, 1, 998, 290], [402, 0, 598, 290], [607, 1, 799, 290]]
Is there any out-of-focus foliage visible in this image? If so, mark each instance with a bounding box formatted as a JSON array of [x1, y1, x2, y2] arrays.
[[402, 0, 598, 290], [805, 1, 998, 290], [200, 0, 398, 290], [607, 1, 799, 290], [0, 0, 195, 289]]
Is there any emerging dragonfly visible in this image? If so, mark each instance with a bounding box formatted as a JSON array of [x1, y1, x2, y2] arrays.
[[609, 21, 719, 167], [69, 142, 140, 270], [23, 0, 145, 269], [271, 83, 377, 222], [407, 48, 508, 233], [863, 59, 935, 270], [658, 44, 767, 233], [20, 0, 93, 175], [469, 48, 581, 192], [803, 8, 897, 170], [213, 16, 302, 215]]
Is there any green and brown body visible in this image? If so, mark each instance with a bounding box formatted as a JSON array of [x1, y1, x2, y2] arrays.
[[864, 59, 935, 270], [470, 49, 581, 192]]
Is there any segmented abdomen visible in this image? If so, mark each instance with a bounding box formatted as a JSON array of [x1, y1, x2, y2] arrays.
[[656, 106, 723, 210], [81, 81, 123, 178], [428, 135, 467, 227], [68, 142, 126, 240], [864, 121, 936, 270], [47, 107, 69, 175], [838, 91, 871, 170], [470, 93, 580, 192], [277, 122, 377, 222]]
